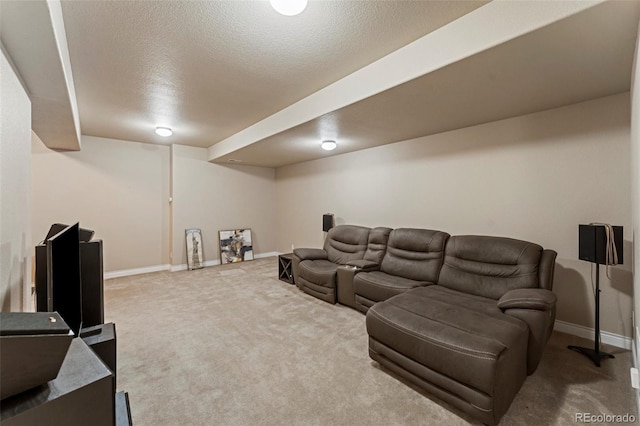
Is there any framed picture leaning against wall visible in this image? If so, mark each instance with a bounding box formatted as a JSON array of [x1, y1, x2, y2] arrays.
[[186, 228, 204, 270], [218, 229, 253, 264]]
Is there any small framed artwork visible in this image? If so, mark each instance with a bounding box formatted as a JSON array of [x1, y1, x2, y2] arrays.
[[185, 228, 204, 270], [218, 229, 254, 264]]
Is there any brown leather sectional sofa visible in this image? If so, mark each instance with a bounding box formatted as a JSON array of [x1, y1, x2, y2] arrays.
[[292, 225, 557, 425]]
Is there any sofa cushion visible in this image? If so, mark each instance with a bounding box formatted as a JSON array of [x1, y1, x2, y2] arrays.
[[363, 227, 392, 264], [298, 260, 340, 288], [324, 225, 370, 264], [438, 235, 543, 300], [354, 271, 431, 303], [366, 285, 527, 397], [380, 228, 449, 282]]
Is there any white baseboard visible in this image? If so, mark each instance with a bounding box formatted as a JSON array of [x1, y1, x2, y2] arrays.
[[257, 251, 279, 258], [170, 251, 279, 272], [634, 327, 640, 416], [104, 264, 171, 280], [170, 259, 219, 272], [554, 320, 632, 350]]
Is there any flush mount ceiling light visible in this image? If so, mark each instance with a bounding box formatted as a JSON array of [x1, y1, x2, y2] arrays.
[[155, 127, 172, 137], [270, 0, 308, 16], [321, 140, 337, 151]]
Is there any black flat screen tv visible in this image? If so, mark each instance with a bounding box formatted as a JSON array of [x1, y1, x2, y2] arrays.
[[46, 223, 83, 334]]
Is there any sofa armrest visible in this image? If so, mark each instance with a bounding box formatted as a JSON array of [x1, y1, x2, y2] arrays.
[[498, 288, 557, 375], [498, 288, 557, 311], [293, 248, 328, 261], [346, 260, 380, 271], [336, 262, 380, 309]]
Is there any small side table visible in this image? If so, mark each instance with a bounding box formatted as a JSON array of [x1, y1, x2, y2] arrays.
[[278, 253, 294, 284]]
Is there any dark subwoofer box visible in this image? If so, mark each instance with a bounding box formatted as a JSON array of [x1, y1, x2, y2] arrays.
[[0, 312, 73, 400], [578, 224, 623, 265], [1, 338, 114, 426], [81, 323, 116, 390]]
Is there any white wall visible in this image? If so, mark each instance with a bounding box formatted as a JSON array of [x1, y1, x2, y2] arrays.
[[171, 145, 277, 268], [30, 138, 278, 275], [276, 93, 633, 338], [31, 135, 171, 273], [0, 48, 32, 311], [631, 21, 640, 353]]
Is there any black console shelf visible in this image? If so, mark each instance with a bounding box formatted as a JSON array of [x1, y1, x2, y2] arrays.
[[278, 253, 294, 284]]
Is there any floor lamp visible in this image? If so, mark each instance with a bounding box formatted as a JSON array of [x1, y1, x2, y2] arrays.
[[569, 224, 623, 367]]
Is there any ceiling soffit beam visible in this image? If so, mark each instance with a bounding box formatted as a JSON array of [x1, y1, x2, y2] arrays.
[[207, 0, 603, 164], [46, 0, 81, 150], [0, 0, 81, 151]]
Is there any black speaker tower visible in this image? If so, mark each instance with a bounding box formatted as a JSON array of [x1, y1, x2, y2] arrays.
[[569, 224, 623, 367]]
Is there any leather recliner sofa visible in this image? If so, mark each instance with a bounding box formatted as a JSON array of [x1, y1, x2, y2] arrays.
[[291, 226, 557, 425]]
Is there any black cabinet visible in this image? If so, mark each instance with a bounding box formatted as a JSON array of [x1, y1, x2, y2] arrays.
[[278, 254, 294, 284]]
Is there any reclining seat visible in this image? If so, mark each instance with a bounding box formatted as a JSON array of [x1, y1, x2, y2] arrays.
[[336, 227, 392, 309], [293, 225, 370, 303], [366, 235, 557, 425], [353, 228, 450, 313]]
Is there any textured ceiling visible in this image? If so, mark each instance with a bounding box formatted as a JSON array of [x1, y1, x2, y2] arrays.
[[5, 1, 638, 168], [215, 0, 640, 167], [60, 0, 487, 148]]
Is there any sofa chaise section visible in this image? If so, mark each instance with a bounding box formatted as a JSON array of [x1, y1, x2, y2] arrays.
[[366, 235, 557, 425]]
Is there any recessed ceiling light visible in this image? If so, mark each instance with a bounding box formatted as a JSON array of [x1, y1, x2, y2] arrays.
[[270, 0, 308, 16], [155, 127, 172, 137], [321, 140, 337, 151]]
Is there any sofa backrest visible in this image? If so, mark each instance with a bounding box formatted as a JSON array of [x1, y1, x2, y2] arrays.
[[538, 249, 557, 291], [380, 228, 450, 282], [438, 235, 543, 300], [363, 227, 393, 264], [323, 225, 370, 264]]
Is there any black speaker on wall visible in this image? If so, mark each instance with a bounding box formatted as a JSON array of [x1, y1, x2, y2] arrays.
[[322, 214, 334, 232], [578, 224, 623, 265]]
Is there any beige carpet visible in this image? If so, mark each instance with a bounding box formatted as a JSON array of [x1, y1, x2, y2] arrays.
[[104, 257, 637, 425]]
